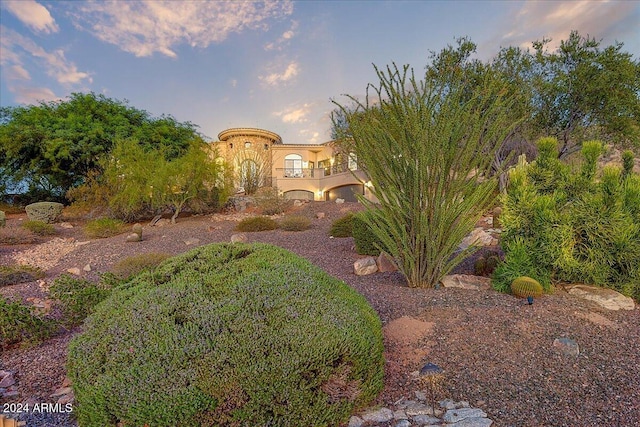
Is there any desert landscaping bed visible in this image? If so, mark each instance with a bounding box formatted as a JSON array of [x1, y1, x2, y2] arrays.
[[1, 202, 639, 427]]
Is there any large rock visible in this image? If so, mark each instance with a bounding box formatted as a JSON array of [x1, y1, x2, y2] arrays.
[[567, 284, 635, 311], [354, 257, 378, 276], [459, 228, 497, 249], [440, 274, 491, 291], [25, 201, 64, 223], [377, 251, 398, 272], [553, 337, 579, 357]]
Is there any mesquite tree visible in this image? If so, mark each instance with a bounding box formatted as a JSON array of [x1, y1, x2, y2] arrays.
[[333, 64, 520, 288]]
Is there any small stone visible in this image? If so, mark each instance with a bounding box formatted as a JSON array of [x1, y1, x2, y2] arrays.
[[0, 373, 15, 388], [456, 401, 471, 409], [76, 240, 91, 246], [66, 267, 81, 276], [354, 257, 378, 276], [62, 376, 72, 387], [50, 386, 73, 397], [83, 264, 92, 272], [183, 237, 200, 245], [335, 198, 345, 204], [361, 407, 394, 423], [348, 416, 364, 427], [443, 408, 487, 424], [414, 390, 427, 401], [405, 401, 433, 416], [230, 233, 248, 243], [293, 199, 303, 207], [126, 233, 141, 242], [132, 223, 143, 236], [315, 212, 325, 219], [60, 222, 74, 229], [57, 393, 75, 405], [207, 225, 221, 231], [447, 417, 493, 427], [393, 409, 408, 420], [412, 414, 442, 425], [553, 337, 580, 356], [394, 420, 412, 427]]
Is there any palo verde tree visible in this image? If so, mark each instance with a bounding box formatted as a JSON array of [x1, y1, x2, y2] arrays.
[[333, 63, 520, 288], [0, 92, 201, 201]]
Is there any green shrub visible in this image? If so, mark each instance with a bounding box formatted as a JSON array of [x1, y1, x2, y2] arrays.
[[254, 187, 289, 215], [111, 252, 171, 280], [235, 216, 278, 232], [0, 297, 57, 349], [68, 243, 384, 427], [49, 275, 114, 327], [0, 265, 45, 287], [510, 276, 544, 298], [278, 215, 312, 231], [22, 220, 57, 236], [496, 138, 640, 300], [352, 212, 387, 256], [84, 218, 126, 238], [330, 212, 354, 237], [0, 227, 37, 245]]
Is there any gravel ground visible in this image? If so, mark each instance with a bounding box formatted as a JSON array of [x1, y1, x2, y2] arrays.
[[1, 202, 639, 427]]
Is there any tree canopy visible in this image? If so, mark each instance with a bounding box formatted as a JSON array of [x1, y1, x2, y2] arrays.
[[0, 92, 202, 201]]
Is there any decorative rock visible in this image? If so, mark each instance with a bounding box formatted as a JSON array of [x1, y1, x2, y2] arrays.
[[315, 212, 326, 219], [393, 409, 408, 420], [440, 274, 491, 290], [50, 387, 73, 397], [335, 198, 345, 204], [348, 416, 364, 427], [459, 228, 495, 250], [66, 267, 81, 276], [443, 408, 487, 424], [440, 399, 457, 410], [126, 233, 141, 242], [414, 390, 427, 401], [412, 414, 442, 425], [361, 407, 394, 423], [132, 223, 143, 237], [553, 337, 580, 356], [293, 199, 303, 207], [0, 373, 15, 388], [184, 237, 200, 245], [447, 417, 493, 427], [567, 284, 635, 311], [59, 222, 74, 229], [405, 401, 434, 416], [230, 233, 248, 243], [25, 202, 64, 223], [394, 420, 412, 427], [354, 257, 378, 276], [83, 264, 91, 272], [377, 251, 398, 272]]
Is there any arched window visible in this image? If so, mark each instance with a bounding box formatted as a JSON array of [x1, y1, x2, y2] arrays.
[[284, 154, 303, 177]]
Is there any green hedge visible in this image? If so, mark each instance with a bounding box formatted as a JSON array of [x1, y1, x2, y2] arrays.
[[67, 243, 384, 427]]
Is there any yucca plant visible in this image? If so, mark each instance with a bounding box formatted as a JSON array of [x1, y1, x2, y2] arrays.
[[333, 63, 521, 288]]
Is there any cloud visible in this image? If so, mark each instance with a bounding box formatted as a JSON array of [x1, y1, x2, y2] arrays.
[[260, 61, 299, 86], [264, 20, 298, 51], [492, 1, 639, 53], [2, 0, 59, 34], [9, 86, 59, 104], [68, 0, 294, 58], [5, 65, 31, 81], [273, 103, 312, 124]]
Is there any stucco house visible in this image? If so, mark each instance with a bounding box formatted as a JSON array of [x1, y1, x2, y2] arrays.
[[211, 127, 373, 202]]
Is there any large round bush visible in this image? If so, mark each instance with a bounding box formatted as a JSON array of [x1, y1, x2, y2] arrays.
[[67, 243, 384, 427]]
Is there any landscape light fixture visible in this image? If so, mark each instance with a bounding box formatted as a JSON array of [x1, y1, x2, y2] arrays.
[[419, 362, 445, 416], [527, 296, 534, 305]]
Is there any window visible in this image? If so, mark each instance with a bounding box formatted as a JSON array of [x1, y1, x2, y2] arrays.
[[284, 154, 303, 177]]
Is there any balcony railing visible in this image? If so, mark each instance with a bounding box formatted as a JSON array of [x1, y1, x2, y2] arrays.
[[275, 168, 316, 178]]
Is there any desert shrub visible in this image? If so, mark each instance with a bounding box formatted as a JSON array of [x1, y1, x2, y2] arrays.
[[22, 220, 56, 236], [235, 216, 278, 232], [330, 212, 354, 237], [111, 252, 171, 280], [67, 243, 384, 427], [0, 297, 57, 349], [0, 265, 45, 287], [352, 212, 387, 256], [49, 275, 114, 327], [84, 218, 126, 238], [278, 215, 312, 231], [254, 187, 289, 215], [496, 138, 640, 300], [0, 227, 37, 245]]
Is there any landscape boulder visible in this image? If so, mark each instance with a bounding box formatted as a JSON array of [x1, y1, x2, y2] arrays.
[[440, 274, 491, 290], [376, 251, 397, 272], [25, 202, 64, 223], [566, 284, 635, 311], [230, 233, 248, 243], [354, 257, 378, 276], [459, 228, 496, 250]]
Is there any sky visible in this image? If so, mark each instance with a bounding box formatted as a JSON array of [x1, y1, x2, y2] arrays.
[[1, 0, 639, 145]]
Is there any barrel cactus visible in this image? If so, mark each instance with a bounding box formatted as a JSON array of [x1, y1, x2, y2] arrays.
[[510, 276, 544, 298]]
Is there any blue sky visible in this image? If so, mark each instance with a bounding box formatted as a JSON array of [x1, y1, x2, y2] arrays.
[[1, 1, 639, 145]]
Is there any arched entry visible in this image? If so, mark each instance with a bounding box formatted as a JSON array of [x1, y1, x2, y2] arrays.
[[326, 184, 364, 202], [284, 190, 314, 200]]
